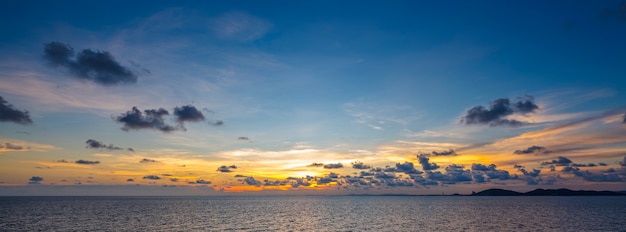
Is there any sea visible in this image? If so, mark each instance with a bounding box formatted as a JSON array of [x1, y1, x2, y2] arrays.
[[1, 196, 625, 231]]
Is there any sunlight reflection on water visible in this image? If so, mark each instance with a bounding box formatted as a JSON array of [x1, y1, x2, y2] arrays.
[[1, 196, 625, 231]]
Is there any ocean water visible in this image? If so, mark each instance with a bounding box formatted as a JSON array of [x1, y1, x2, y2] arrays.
[[1, 196, 625, 231]]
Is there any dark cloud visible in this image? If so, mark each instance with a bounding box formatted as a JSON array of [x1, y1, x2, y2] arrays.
[[143, 175, 161, 180], [514, 146, 551, 155], [0, 96, 33, 125], [75, 160, 100, 165], [323, 163, 344, 169], [541, 156, 572, 166], [127, 148, 135, 152], [85, 139, 123, 151], [211, 120, 224, 126], [234, 174, 247, 177], [623, 113, 626, 123], [43, 42, 138, 85], [170, 178, 179, 182], [308, 162, 324, 167], [418, 154, 440, 171], [431, 149, 456, 156], [243, 176, 261, 186], [217, 165, 237, 172], [460, 95, 538, 127], [140, 158, 159, 163], [29, 176, 43, 182], [351, 161, 371, 169], [55, 159, 69, 163], [126, 178, 134, 182], [0, 143, 24, 150], [237, 136, 250, 141], [395, 162, 421, 174], [173, 105, 205, 123], [114, 107, 177, 132], [195, 179, 211, 184]]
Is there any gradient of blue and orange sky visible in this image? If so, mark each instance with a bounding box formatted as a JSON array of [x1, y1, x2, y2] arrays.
[[1, 0, 626, 195]]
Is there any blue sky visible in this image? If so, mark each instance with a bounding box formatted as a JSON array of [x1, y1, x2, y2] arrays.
[[1, 0, 626, 195]]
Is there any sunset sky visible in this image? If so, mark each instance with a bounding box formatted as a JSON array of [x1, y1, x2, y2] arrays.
[[1, 1, 626, 196]]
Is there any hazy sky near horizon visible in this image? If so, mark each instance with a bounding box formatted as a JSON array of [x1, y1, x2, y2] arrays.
[[1, 0, 626, 195]]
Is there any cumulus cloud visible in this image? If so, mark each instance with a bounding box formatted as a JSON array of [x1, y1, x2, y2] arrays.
[[541, 156, 573, 166], [418, 154, 440, 171], [217, 165, 237, 172], [243, 176, 261, 186], [0, 96, 33, 125], [114, 105, 212, 132], [513, 146, 551, 155], [323, 163, 344, 169], [140, 158, 159, 163], [0, 143, 25, 150], [461, 95, 538, 127], [173, 105, 205, 123], [395, 162, 421, 174], [75, 160, 100, 165], [143, 175, 161, 180], [351, 161, 372, 169], [43, 42, 138, 85], [85, 139, 124, 151], [114, 107, 177, 132]]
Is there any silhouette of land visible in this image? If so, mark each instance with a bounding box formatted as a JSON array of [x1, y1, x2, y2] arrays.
[[471, 188, 626, 196]]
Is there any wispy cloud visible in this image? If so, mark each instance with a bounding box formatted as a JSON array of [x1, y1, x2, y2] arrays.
[[211, 11, 272, 42]]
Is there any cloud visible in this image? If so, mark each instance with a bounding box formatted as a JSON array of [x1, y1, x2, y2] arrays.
[[85, 139, 123, 151], [351, 161, 372, 169], [0, 143, 24, 150], [114, 107, 177, 132], [513, 146, 551, 155], [217, 165, 237, 172], [43, 42, 138, 85], [211, 120, 224, 126], [431, 149, 457, 156], [195, 179, 211, 184], [237, 136, 250, 141], [395, 162, 421, 174], [143, 175, 161, 180], [173, 105, 205, 123], [541, 156, 573, 166], [461, 95, 538, 127], [623, 113, 626, 123], [323, 163, 344, 169], [243, 176, 261, 186], [28, 176, 43, 184], [211, 11, 272, 42], [417, 154, 440, 171], [126, 178, 134, 182], [307, 162, 324, 167], [0, 96, 33, 125], [75, 160, 100, 165], [140, 158, 159, 163]]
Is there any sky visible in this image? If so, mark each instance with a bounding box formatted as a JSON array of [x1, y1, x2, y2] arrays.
[[1, 0, 626, 196]]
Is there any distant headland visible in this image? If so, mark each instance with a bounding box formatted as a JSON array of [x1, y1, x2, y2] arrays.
[[469, 188, 626, 196]]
